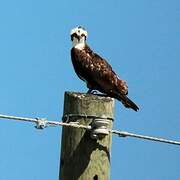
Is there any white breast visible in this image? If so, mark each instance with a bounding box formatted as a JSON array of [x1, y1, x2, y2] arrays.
[[75, 42, 85, 50]]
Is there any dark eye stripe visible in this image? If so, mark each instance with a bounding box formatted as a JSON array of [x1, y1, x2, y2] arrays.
[[71, 33, 81, 41], [71, 33, 78, 38]]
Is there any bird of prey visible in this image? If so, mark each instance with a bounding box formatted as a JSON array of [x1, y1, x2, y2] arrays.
[[70, 26, 139, 111]]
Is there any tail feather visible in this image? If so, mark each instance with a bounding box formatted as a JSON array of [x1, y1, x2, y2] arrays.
[[114, 93, 139, 112]]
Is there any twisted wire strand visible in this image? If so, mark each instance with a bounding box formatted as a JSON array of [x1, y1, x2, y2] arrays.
[[0, 114, 180, 146]]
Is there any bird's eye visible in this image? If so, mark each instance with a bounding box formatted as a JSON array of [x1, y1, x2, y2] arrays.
[[81, 34, 85, 37]]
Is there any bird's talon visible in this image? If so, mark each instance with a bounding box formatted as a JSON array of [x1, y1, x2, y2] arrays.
[[87, 89, 98, 94]]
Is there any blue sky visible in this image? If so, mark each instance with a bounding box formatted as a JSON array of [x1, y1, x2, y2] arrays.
[[0, 0, 180, 179]]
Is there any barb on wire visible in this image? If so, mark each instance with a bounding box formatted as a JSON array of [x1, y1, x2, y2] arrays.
[[0, 114, 180, 146]]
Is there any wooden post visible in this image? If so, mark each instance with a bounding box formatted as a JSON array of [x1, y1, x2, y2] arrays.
[[59, 92, 114, 180]]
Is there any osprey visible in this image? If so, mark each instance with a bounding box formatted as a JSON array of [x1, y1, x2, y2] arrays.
[[70, 26, 139, 111]]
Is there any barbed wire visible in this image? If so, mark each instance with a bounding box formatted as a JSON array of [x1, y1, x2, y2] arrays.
[[0, 114, 180, 146]]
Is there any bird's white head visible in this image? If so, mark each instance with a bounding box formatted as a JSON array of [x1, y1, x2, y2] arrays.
[[70, 26, 88, 49]]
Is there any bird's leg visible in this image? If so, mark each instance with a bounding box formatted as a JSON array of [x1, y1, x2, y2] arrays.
[[87, 89, 98, 94], [87, 88, 110, 98], [86, 83, 98, 94], [87, 89, 93, 94]]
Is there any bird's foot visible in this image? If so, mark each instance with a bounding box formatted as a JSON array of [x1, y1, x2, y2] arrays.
[[96, 93, 109, 97], [87, 89, 98, 94]]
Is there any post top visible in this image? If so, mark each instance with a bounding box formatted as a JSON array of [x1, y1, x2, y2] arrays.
[[64, 91, 114, 119], [65, 91, 114, 102]]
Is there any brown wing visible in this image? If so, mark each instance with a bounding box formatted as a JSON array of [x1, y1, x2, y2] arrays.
[[71, 45, 128, 95]]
